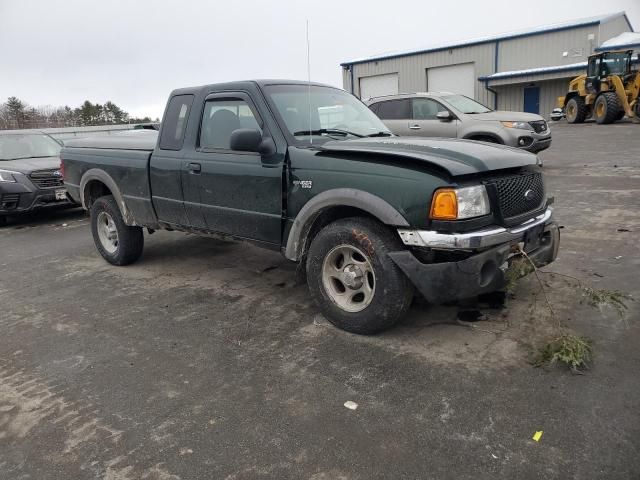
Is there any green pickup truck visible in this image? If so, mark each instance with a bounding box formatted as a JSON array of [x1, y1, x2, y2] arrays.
[[61, 80, 559, 334]]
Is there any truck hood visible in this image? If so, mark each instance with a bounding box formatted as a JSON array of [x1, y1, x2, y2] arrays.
[[467, 111, 545, 122], [319, 137, 538, 176], [0, 156, 61, 174]]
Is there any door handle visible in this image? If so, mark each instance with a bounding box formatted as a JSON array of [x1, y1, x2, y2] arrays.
[[409, 124, 421, 130], [187, 162, 201, 173]]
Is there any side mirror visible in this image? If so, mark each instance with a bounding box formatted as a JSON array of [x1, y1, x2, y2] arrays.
[[230, 128, 262, 152], [436, 111, 452, 121]]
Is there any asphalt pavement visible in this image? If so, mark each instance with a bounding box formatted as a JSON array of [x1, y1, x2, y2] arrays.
[[0, 121, 638, 479]]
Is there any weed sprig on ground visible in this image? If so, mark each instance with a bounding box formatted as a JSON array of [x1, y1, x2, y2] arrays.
[[505, 247, 631, 372]]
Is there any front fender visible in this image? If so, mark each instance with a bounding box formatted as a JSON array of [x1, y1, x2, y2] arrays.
[[80, 169, 136, 225], [284, 188, 409, 261]]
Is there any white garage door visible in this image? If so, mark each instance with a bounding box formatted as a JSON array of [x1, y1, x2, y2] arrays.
[[359, 73, 398, 100], [427, 63, 475, 98]]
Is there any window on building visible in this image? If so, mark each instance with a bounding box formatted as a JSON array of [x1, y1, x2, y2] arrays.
[[375, 99, 411, 120], [159, 94, 194, 150], [200, 99, 261, 150]]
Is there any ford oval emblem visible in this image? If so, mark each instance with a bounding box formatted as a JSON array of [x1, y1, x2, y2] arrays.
[[524, 189, 535, 201]]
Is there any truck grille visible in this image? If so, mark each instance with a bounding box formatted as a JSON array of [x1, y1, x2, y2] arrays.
[[29, 169, 64, 189], [491, 171, 545, 223], [529, 120, 548, 133]]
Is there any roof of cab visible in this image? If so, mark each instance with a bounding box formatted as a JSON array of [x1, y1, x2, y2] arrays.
[[168, 79, 342, 97]]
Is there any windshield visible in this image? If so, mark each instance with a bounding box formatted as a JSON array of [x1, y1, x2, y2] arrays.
[[441, 95, 492, 114], [0, 134, 61, 161], [601, 52, 630, 76], [264, 84, 392, 143]]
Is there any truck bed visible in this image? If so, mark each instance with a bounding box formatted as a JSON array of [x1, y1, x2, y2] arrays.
[[63, 130, 158, 151], [61, 131, 159, 227]]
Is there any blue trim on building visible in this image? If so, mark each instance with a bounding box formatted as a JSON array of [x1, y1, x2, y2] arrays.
[[595, 43, 640, 52], [478, 63, 587, 82], [340, 13, 627, 67]]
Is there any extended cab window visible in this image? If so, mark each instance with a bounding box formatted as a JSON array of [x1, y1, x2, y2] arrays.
[[200, 99, 261, 150], [412, 98, 446, 120], [376, 99, 411, 120], [159, 94, 194, 150]]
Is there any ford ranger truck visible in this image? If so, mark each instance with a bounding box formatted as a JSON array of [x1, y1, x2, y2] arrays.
[[61, 80, 560, 334]]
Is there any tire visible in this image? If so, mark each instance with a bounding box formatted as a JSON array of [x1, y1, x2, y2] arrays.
[[594, 92, 622, 124], [0, 216, 6, 227], [306, 217, 413, 334], [616, 109, 626, 121], [90, 195, 143, 266], [565, 97, 588, 124]]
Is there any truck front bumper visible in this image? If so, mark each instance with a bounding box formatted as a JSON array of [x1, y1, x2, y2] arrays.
[[389, 208, 560, 304]]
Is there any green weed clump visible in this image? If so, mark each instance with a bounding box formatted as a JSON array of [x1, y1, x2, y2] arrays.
[[533, 335, 593, 372]]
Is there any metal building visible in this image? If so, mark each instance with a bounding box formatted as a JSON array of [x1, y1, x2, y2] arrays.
[[340, 12, 634, 119]]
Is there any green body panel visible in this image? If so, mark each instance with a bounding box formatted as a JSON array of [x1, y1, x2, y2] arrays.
[[287, 147, 449, 230]]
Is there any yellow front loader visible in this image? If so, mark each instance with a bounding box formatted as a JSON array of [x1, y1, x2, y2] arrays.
[[558, 50, 640, 124]]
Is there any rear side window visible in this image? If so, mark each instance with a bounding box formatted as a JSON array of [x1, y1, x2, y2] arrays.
[[376, 99, 411, 120], [159, 94, 194, 150]]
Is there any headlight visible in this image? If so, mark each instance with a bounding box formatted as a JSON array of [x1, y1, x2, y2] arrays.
[[0, 169, 18, 183], [430, 185, 490, 220], [501, 121, 530, 130]]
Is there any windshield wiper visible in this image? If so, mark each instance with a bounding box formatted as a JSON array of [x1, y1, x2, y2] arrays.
[[366, 131, 393, 137], [293, 128, 364, 138]]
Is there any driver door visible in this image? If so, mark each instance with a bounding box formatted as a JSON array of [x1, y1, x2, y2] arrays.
[[407, 98, 458, 138], [181, 92, 283, 244], [585, 56, 601, 94]]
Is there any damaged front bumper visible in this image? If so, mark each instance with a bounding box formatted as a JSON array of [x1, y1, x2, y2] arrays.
[[389, 208, 560, 304]]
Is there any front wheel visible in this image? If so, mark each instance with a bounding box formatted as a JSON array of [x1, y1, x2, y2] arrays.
[[565, 97, 588, 124], [594, 92, 622, 124], [90, 195, 143, 265], [0, 216, 7, 227], [306, 217, 413, 334]]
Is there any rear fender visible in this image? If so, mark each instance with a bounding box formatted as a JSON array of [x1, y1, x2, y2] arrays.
[[80, 169, 136, 225]]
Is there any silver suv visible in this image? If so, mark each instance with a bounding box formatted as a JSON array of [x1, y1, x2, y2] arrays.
[[366, 93, 552, 153]]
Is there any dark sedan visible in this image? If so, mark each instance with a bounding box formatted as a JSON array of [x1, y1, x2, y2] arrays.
[[0, 132, 74, 226]]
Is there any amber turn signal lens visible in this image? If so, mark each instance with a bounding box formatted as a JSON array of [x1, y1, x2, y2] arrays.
[[430, 189, 458, 220]]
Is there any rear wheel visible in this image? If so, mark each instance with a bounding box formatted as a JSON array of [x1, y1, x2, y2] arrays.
[[306, 217, 413, 334], [594, 92, 622, 124], [565, 97, 588, 124], [90, 195, 144, 265], [0, 216, 6, 227]]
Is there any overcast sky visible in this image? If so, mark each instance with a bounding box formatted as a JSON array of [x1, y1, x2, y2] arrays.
[[1, 0, 638, 119]]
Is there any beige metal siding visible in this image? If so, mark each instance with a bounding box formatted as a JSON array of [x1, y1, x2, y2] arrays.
[[599, 15, 632, 44], [495, 79, 572, 120], [342, 67, 350, 91], [499, 26, 599, 72], [349, 43, 496, 106]]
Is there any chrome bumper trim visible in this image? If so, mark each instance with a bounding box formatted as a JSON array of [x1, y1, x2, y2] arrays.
[[398, 207, 554, 250]]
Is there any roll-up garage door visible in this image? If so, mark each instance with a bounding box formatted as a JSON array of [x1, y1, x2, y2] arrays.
[[359, 73, 399, 100], [427, 63, 475, 98]]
